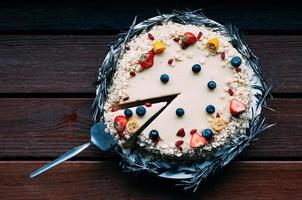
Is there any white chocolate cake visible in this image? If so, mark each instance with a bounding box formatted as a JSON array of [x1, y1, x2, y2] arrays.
[[103, 22, 252, 159]]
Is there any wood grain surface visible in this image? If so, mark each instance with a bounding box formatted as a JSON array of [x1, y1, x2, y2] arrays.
[[0, 35, 301, 93], [0, 161, 301, 200], [0, 98, 300, 159]]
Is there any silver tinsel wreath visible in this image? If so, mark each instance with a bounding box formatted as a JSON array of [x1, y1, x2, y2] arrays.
[[31, 10, 274, 192]]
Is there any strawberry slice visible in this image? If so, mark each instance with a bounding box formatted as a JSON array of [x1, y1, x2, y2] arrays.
[[190, 133, 206, 148], [138, 51, 154, 69], [113, 115, 128, 132], [230, 99, 246, 117], [181, 32, 197, 47]]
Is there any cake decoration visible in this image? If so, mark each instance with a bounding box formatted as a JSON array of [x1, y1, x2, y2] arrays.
[[206, 105, 215, 114], [176, 128, 185, 137], [175, 108, 185, 117], [180, 32, 197, 48], [206, 38, 219, 53], [201, 129, 213, 141], [138, 51, 154, 69], [149, 129, 159, 141], [192, 64, 201, 73], [160, 74, 169, 83], [190, 131, 206, 148], [231, 56, 242, 67], [30, 10, 274, 193], [207, 81, 217, 90]]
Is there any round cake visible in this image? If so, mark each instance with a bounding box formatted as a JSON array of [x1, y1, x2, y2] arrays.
[[102, 22, 252, 160]]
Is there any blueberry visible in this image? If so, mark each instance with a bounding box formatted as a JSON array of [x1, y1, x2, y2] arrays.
[[149, 130, 159, 141], [202, 129, 213, 141], [192, 64, 201, 73], [176, 108, 185, 117], [206, 105, 215, 114], [136, 106, 146, 117], [160, 74, 169, 83], [124, 109, 133, 117], [231, 56, 242, 67], [207, 81, 216, 90]]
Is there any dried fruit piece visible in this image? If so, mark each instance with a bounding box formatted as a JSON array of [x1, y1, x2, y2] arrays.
[[211, 118, 226, 131], [221, 52, 225, 60], [206, 38, 219, 53], [114, 115, 128, 132], [144, 102, 152, 107], [129, 71, 136, 77], [230, 99, 246, 116], [175, 140, 184, 147], [197, 32, 203, 39], [152, 40, 166, 54], [148, 33, 154, 40], [190, 129, 197, 135], [235, 68, 241, 73], [123, 96, 129, 101], [173, 37, 180, 42], [190, 132, 206, 148], [168, 59, 173, 65], [228, 89, 234, 96], [138, 51, 154, 69], [176, 128, 185, 137], [125, 119, 140, 136]]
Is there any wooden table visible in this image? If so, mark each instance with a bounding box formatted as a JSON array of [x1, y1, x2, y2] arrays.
[[0, 1, 301, 199]]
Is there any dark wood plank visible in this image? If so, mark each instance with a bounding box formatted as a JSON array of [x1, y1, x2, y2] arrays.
[[0, 98, 300, 159], [0, 1, 301, 32], [0, 161, 301, 200], [0, 35, 301, 93]]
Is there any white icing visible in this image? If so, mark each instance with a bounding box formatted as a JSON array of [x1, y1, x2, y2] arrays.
[[104, 22, 251, 158]]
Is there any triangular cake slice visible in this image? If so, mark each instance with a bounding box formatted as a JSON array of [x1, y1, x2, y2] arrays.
[[104, 102, 167, 140]]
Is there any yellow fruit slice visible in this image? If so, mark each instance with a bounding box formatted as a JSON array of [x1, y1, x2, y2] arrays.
[[152, 40, 166, 54], [211, 117, 226, 132], [206, 38, 219, 53], [125, 119, 140, 135]]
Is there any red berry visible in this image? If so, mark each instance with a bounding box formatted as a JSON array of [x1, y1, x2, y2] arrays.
[[197, 32, 203, 39], [235, 68, 241, 73], [125, 46, 130, 50], [114, 115, 128, 132], [111, 107, 117, 112], [123, 96, 129, 101], [145, 102, 152, 107], [176, 128, 185, 137], [148, 33, 154, 40], [190, 129, 197, 135], [230, 99, 246, 117], [138, 51, 154, 69], [190, 133, 206, 148], [168, 59, 173, 65], [221, 52, 225, 60], [228, 89, 234, 96], [130, 71, 136, 77], [181, 32, 197, 46]]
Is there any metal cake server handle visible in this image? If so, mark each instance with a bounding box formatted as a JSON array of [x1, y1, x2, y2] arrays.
[[30, 123, 116, 178], [30, 142, 91, 178]]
